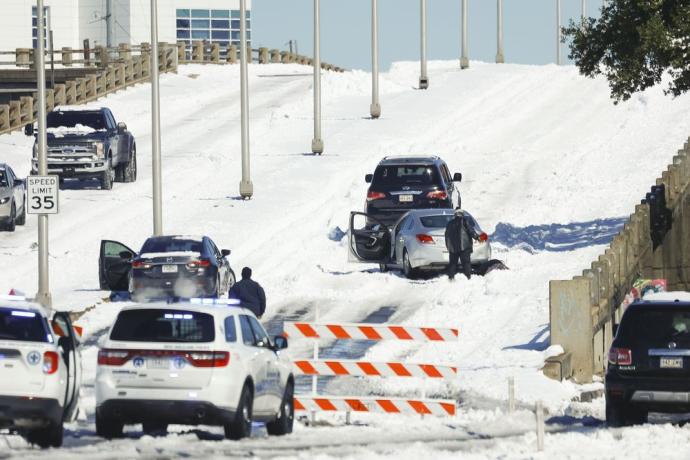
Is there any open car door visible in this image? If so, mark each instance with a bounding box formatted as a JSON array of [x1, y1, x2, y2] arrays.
[[52, 312, 82, 422], [99, 240, 136, 291], [348, 212, 393, 263]]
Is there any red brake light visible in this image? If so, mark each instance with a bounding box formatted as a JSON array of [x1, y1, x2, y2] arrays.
[[43, 351, 59, 374], [416, 234, 435, 244], [426, 191, 448, 200], [479, 233, 488, 242], [98, 349, 131, 366], [187, 259, 211, 269], [608, 347, 632, 366], [187, 351, 229, 368], [132, 260, 151, 269], [367, 191, 386, 201]]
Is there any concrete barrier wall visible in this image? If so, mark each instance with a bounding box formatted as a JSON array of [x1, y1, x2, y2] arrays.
[[547, 141, 690, 382]]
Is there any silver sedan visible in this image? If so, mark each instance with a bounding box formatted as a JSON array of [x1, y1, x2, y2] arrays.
[[0, 164, 27, 232]]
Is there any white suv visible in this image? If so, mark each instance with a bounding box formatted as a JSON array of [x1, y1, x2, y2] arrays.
[[95, 300, 294, 439], [0, 295, 82, 448]]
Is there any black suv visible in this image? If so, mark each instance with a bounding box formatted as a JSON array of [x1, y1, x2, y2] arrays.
[[606, 296, 690, 426], [364, 156, 462, 226]]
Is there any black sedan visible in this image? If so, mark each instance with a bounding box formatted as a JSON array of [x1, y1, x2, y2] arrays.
[[99, 235, 235, 300]]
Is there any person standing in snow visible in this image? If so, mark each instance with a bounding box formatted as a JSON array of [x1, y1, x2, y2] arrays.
[[229, 267, 266, 318], [444, 208, 480, 280]]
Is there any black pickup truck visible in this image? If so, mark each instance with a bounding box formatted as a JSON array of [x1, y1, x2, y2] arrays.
[[26, 108, 136, 190]]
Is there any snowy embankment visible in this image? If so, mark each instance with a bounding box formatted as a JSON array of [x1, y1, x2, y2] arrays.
[[1, 60, 690, 458]]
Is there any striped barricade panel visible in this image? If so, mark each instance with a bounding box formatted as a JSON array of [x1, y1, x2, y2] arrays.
[[293, 359, 457, 379], [294, 395, 456, 417], [283, 322, 459, 342]]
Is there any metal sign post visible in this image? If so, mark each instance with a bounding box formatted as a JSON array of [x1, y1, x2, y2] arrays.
[[370, 0, 381, 118], [150, 0, 163, 234], [239, 0, 253, 198], [496, 0, 505, 63], [35, 0, 52, 309], [311, 0, 324, 154], [460, 0, 469, 69], [419, 0, 428, 89], [556, 0, 562, 65]]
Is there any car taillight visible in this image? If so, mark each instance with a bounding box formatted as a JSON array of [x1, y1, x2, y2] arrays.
[[187, 351, 229, 368], [98, 349, 131, 366], [478, 233, 488, 242], [132, 260, 151, 269], [43, 351, 59, 374], [426, 191, 448, 200], [608, 347, 632, 366], [187, 259, 211, 269], [416, 234, 435, 244], [367, 191, 386, 201]]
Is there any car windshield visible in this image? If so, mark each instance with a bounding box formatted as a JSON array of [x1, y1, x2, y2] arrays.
[[620, 308, 690, 343], [0, 170, 7, 187], [110, 309, 215, 343], [0, 307, 50, 343], [47, 111, 106, 130], [373, 165, 440, 187], [140, 238, 203, 254]]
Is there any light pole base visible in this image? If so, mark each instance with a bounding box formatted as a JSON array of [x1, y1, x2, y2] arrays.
[[370, 103, 381, 119], [495, 53, 505, 64], [311, 138, 324, 155], [34, 290, 52, 309], [239, 180, 253, 199], [460, 57, 469, 69], [419, 76, 429, 90]]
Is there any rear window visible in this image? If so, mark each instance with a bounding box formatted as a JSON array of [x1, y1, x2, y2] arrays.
[[420, 215, 453, 228], [110, 309, 215, 343], [47, 111, 106, 130], [373, 165, 441, 187], [140, 238, 203, 254], [0, 308, 51, 343], [619, 308, 690, 344]]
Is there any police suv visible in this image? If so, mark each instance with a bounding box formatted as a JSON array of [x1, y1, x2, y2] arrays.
[[0, 295, 82, 448], [95, 299, 294, 439]]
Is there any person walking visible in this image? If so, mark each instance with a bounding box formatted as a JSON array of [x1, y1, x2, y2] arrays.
[[444, 208, 480, 280], [228, 267, 266, 318]]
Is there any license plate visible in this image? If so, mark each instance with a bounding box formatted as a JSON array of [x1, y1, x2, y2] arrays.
[[399, 195, 413, 203], [147, 358, 170, 369], [660, 357, 683, 369], [162, 264, 178, 273]]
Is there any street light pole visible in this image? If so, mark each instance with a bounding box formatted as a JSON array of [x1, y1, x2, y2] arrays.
[[419, 0, 428, 89], [556, 0, 561, 65], [238, 0, 253, 198], [150, 0, 163, 234], [35, 0, 51, 308], [582, 0, 586, 22], [370, 0, 381, 118], [460, 0, 469, 69], [311, 0, 324, 154], [496, 0, 504, 63]]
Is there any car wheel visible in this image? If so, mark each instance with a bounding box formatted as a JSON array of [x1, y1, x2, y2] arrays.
[[100, 159, 114, 190], [15, 197, 26, 225], [96, 411, 124, 439], [142, 422, 168, 437], [403, 249, 416, 279], [224, 384, 253, 440], [25, 422, 63, 448], [379, 263, 388, 273], [5, 202, 16, 232], [266, 381, 294, 436]]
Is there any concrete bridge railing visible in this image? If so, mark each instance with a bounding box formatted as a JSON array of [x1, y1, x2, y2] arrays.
[[546, 140, 690, 382]]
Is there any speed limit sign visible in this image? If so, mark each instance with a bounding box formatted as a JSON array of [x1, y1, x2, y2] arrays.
[[27, 175, 59, 215]]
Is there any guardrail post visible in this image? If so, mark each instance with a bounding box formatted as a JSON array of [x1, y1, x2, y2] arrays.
[[227, 45, 238, 64], [158, 42, 168, 72], [0, 105, 9, 133], [209, 43, 220, 63], [192, 40, 203, 62], [61, 47, 73, 66], [96, 45, 109, 68], [53, 84, 66, 106], [65, 81, 77, 104], [536, 400, 545, 451], [270, 49, 280, 63], [19, 96, 33, 125], [280, 51, 289, 64], [177, 41, 187, 64], [259, 47, 268, 64], [45, 89, 54, 112], [16, 48, 32, 67], [8, 101, 20, 129], [118, 43, 131, 61]]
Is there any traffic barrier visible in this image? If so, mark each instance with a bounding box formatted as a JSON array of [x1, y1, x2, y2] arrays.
[[294, 396, 456, 416], [284, 321, 459, 342], [293, 359, 456, 379]]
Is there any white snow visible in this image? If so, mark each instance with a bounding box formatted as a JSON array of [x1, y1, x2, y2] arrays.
[[1, 60, 690, 457], [138, 251, 200, 258], [643, 291, 690, 302], [46, 124, 103, 137]]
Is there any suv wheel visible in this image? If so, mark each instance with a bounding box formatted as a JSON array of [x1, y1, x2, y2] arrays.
[[26, 422, 63, 448], [379, 263, 388, 273], [100, 159, 114, 190], [225, 384, 253, 440], [15, 197, 26, 226], [96, 411, 124, 439], [266, 381, 294, 436]]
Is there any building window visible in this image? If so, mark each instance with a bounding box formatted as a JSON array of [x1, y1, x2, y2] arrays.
[[176, 7, 251, 55], [31, 6, 49, 49]]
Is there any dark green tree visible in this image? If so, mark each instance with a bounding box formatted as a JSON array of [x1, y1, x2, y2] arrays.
[[563, 1, 690, 103]]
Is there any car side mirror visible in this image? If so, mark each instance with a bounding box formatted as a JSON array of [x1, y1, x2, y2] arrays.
[[24, 124, 34, 136], [221, 249, 231, 257], [453, 172, 462, 182], [273, 335, 288, 350], [117, 122, 127, 133], [119, 251, 133, 260], [365, 174, 373, 183], [14, 178, 24, 186]]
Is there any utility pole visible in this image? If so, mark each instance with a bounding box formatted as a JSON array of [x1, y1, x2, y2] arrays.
[[460, 0, 469, 69], [496, 0, 504, 63], [150, 0, 163, 234], [311, 0, 323, 154], [582, 0, 586, 22], [239, 0, 253, 198], [35, 0, 51, 308], [419, 0, 428, 89], [106, 0, 113, 48], [370, 0, 381, 118], [556, 0, 561, 65]]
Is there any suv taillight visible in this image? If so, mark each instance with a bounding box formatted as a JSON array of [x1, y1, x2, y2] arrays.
[[43, 351, 59, 374], [98, 349, 131, 366], [608, 347, 632, 366], [426, 191, 448, 200], [367, 191, 386, 201], [416, 234, 435, 244], [187, 351, 229, 368]]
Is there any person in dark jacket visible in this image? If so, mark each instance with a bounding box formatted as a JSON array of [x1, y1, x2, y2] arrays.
[[444, 208, 480, 280], [229, 267, 266, 318]]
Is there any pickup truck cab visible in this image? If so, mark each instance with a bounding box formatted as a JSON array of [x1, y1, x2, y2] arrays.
[[26, 107, 136, 190]]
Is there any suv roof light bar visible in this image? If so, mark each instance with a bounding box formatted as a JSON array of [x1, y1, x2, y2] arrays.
[[187, 298, 242, 306]]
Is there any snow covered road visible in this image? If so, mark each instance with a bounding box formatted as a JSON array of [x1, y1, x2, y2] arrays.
[[2, 60, 690, 458]]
